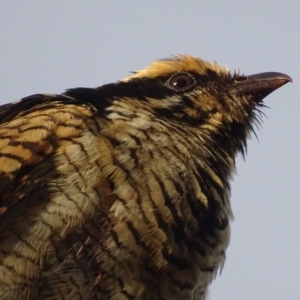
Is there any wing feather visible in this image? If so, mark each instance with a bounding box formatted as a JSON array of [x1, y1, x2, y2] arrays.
[[0, 94, 96, 228]]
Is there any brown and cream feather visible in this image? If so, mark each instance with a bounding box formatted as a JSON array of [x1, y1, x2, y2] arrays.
[[0, 55, 291, 299]]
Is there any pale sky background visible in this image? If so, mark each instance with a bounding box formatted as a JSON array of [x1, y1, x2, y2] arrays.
[[0, 1, 299, 299]]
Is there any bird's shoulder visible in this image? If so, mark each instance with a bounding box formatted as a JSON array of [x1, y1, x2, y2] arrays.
[[0, 92, 99, 229]]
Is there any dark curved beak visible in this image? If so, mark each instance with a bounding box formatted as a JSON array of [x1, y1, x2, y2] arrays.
[[229, 72, 292, 101]]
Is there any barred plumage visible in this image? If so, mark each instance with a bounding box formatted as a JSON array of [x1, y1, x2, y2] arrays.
[[0, 55, 291, 299]]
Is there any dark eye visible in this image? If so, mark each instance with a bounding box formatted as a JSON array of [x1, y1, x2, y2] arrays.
[[166, 73, 196, 91]]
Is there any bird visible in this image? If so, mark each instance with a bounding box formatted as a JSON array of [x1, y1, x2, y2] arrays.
[[0, 55, 291, 300]]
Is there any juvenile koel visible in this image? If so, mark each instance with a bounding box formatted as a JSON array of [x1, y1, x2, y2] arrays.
[[0, 55, 291, 299]]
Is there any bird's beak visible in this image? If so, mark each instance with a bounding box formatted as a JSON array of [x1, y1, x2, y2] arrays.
[[229, 72, 292, 102]]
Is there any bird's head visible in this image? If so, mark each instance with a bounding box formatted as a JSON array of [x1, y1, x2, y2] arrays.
[[122, 55, 291, 157]]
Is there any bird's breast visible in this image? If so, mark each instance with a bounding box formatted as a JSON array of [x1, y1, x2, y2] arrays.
[[91, 119, 232, 299]]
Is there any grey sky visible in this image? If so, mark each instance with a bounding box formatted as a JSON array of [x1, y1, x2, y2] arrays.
[[0, 1, 299, 299]]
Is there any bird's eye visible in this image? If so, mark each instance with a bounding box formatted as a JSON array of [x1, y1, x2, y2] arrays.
[[166, 73, 196, 91]]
